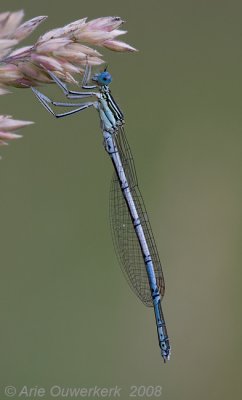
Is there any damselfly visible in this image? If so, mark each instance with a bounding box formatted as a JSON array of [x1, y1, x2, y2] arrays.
[[32, 65, 171, 362]]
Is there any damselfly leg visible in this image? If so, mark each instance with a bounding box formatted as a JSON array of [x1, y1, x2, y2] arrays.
[[31, 87, 96, 118], [31, 64, 99, 118], [41, 64, 97, 98]]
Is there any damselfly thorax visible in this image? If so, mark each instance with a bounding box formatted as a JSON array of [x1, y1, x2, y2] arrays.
[[97, 86, 124, 133]]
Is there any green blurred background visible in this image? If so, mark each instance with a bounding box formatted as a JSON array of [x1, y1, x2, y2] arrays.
[[0, 0, 242, 399]]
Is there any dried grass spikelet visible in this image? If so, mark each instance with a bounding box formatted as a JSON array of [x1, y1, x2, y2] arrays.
[[0, 11, 137, 158], [0, 11, 42, 157], [0, 12, 137, 89], [0, 115, 33, 158]]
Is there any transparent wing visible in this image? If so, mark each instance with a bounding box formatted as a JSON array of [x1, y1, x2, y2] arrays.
[[109, 127, 165, 307]]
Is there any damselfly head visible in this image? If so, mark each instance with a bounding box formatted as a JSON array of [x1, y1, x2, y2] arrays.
[[92, 71, 112, 86]]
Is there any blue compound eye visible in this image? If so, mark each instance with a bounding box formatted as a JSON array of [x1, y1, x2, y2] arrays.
[[97, 71, 112, 86]]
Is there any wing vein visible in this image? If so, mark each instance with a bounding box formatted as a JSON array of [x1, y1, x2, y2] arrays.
[[109, 127, 165, 307]]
